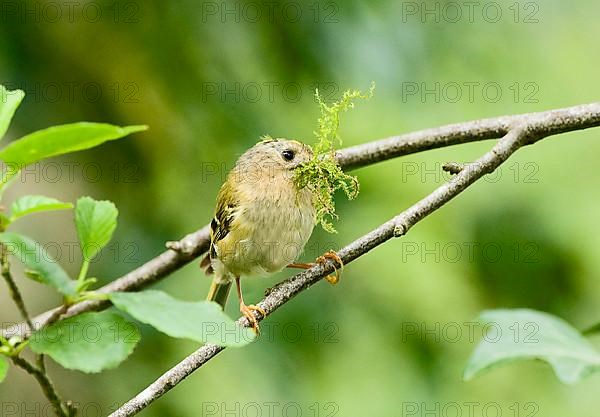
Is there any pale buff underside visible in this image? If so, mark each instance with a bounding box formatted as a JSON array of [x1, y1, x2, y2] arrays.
[[211, 175, 315, 282]]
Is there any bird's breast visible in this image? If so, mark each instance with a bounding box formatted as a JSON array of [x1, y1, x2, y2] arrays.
[[215, 184, 315, 277]]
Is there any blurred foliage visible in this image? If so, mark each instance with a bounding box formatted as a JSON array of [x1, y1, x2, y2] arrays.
[[2, 0, 600, 415]]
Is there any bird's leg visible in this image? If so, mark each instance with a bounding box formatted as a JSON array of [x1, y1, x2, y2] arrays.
[[287, 262, 314, 269], [287, 250, 344, 285], [235, 276, 266, 334]]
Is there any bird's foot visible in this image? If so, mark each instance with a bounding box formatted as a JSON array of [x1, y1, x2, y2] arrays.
[[240, 302, 266, 334], [287, 250, 344, 285], [317, 250, 344, 285]]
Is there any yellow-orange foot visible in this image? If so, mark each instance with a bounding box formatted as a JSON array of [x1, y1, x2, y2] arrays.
[[240, 303, 266, 334], [287, 250, 344, 285], [317, 250, 344, 285]]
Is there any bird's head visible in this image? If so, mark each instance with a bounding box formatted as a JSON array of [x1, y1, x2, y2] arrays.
[[233, 137, 314, 182], [254, 137, 314, 170]]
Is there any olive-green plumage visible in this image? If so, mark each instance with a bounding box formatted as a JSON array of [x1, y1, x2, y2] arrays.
[[204, 139, 316, 319]]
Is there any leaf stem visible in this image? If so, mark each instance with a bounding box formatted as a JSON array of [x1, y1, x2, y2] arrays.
[[77, 259, 90, 284], [75, 291, 109, 302]]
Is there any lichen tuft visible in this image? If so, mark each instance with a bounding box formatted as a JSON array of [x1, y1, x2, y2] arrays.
[[294, 83, 375, 233]]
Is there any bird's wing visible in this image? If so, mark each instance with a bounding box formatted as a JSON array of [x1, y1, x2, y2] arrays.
[[209, 180, 239, 259]]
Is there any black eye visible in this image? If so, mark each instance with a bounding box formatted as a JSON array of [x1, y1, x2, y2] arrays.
[[282, 149, 295, 161]]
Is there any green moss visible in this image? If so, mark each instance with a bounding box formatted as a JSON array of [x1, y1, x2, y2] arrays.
[[295, 83, 375, 233]]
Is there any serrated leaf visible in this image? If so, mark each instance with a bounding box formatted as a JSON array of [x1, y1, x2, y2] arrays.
[[0, 123, 147, 167], [464, 309, 600, 384], [0, 356, 8, 383], [0, 232, 76, 296], [109, 290, 256, 347], [29, 311, 140, 373], [9, 195, 73, 222], [75, 197, 118, 261], [0, 86, 25, 141]]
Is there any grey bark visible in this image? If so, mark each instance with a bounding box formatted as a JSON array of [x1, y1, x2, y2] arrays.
[[107, 103, 600, 417], [6, 102, 599, 341]]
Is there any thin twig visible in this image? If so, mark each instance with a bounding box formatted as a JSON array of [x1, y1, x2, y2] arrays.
[[442, 162, 464, 175], [11, 355, 76, 417], [1, 246, 75, 416], [108, 105, 600, 416], [1, 247, 34, 331], [43, 304, 69, 329], [1, 226, 211, 340], [34, 304, 68, 376], [3, 102, 600, 343]]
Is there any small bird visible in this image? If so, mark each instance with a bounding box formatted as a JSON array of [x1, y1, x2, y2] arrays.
[[201, 138, 341, 332]]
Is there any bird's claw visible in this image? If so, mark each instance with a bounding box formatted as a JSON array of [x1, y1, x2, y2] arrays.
[[287, 250, 344, 285], [240, 303, 266, 334], [317, 250, 344, 285]]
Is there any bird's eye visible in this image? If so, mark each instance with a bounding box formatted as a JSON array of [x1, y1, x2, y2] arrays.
[[282, 149, 295, 161]]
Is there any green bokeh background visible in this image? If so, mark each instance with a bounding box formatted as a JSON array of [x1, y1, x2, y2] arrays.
[[1, 0, 600, 415]]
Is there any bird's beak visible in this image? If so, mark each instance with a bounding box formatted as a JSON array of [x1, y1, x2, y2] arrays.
[[289, 159, 307, 170]]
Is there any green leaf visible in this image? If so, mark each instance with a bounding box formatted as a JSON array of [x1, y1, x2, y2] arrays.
[[0, 123, 147, 167], [0, 232, 76, 296], [0, 356, 8, 383], [29, 311, 140, 373], [9, 195, 73, 222], [109, 290, 256, 347], [464, 309, 600, 384], [0, 86, 25, 141], [75, 197, 118, 261]]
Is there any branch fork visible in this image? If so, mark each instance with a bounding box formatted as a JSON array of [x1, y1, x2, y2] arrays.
[[2, 102, 600, 417]]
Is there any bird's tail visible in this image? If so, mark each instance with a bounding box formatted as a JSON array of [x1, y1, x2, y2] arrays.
[[202, 253, 231, 308], [207, 278, 231, 308]]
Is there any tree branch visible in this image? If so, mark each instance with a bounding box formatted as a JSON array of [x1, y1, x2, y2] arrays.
[[3, 102, 600, 343], [1, 226, 210, 340], [334, 102, 600, 169], [108, 104, 600, 416]]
